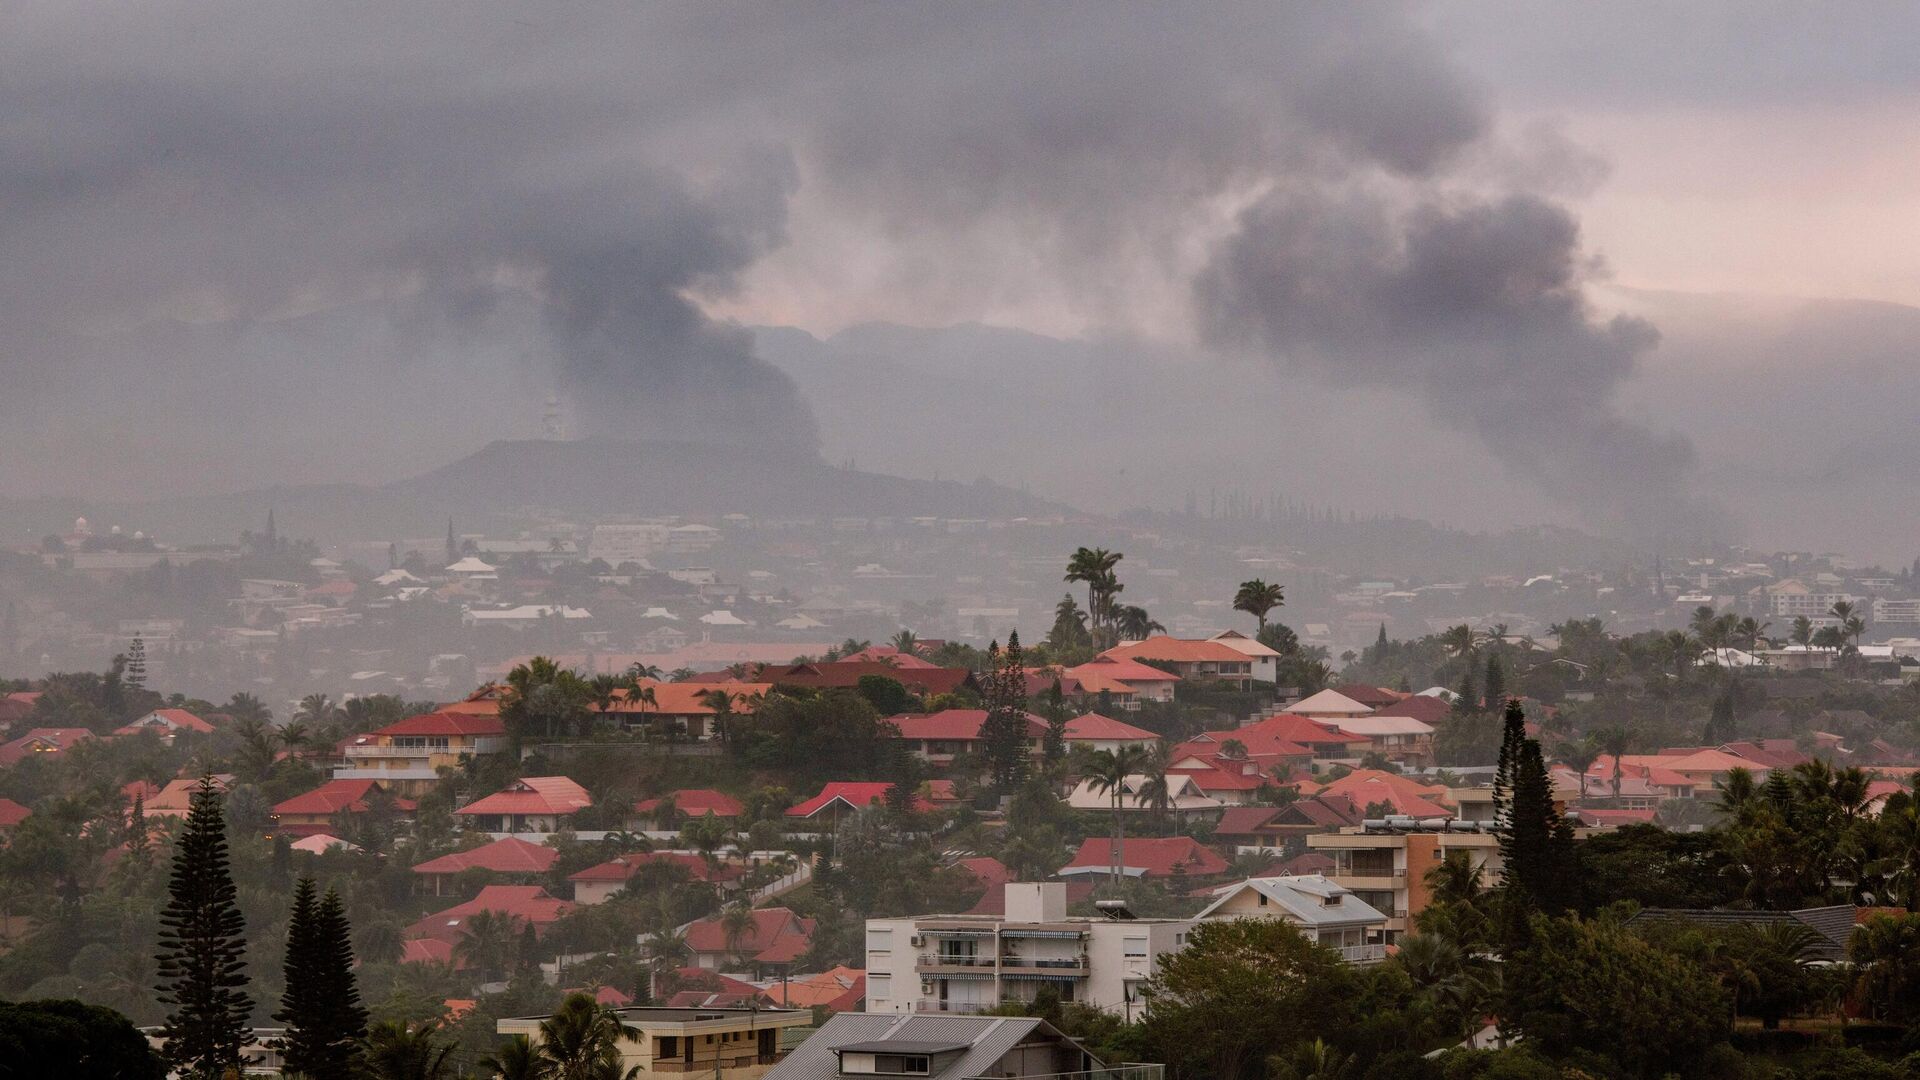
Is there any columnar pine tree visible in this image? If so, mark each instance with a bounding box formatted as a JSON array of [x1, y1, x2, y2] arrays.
[[1492, 700, 1575, 947], [980, 633, 1032, 792], [155, 776, 252, 1077], [311, 888, 368, 1078], [1482, 653, 1505, 708], [126, 791, 152, 869], [125, 636, 148, 691], [275, 878, 323, 1073]]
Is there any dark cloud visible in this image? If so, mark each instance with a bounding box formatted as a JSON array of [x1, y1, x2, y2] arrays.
[[0, 2, 1718, 537]]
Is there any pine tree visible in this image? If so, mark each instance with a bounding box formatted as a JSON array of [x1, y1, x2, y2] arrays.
[[307, 888, 367, 1079], [1455, 665, 1476, 713], [1482, 653, 1505, 709], [155, 776, 252, 1076], [1493, 701, 1574, 945], [125, 636, 149, 692], [979, 634, 1032, 792], [1041, 679, 1070, 765], [126, 791, 152, 870], [275, 878, 324, 1074]]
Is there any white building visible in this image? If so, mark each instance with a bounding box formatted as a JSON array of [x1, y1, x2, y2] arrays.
[[1873, 598, 1920, 626], [1193, 875, 1389, 963], [865, 883, 1189, 1018]]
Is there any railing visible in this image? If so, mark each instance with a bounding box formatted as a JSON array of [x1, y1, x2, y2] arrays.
[[1332, 867, 1405, 881], [916, 999, 995, 1014], [1336, 944, 1387, 963], [1000, 957, 1088, 972], [917, 955, 996, 969], [965, 1067, 1163, 1080]]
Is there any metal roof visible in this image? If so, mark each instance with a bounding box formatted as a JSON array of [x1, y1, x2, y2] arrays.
[[767, 1014, 1061, 1080]]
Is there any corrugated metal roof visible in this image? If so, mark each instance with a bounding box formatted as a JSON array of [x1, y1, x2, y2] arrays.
[[766, 1014, 1049, 1080]]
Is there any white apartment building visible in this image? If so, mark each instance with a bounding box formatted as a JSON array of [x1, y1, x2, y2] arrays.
[[1760, 580, 1861, 620], [1873, 598, 1920, 626], [865, 883, 1188, 1019]]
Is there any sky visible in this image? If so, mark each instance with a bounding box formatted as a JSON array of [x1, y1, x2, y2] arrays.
[[1, 2, 1915, 558]]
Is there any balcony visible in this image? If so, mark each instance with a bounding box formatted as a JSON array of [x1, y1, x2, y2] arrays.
[[999, 957, 1088, 975], [345, 743, 440, 759], [1336, 944, 1387, 964], [915, 955, 996, 975], [915, 999, 995, 1014], [331, 766, 438, 781]]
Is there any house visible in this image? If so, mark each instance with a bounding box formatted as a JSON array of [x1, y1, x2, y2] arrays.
[[0, 797, 30, 836], [1064, 773, 1223, 815], [763, 966, 867, 1011], [569, 851, 747, 905], [0, 727, 95, 767], [1061, 656, 1181, 708], [335, 711, 507, 795], [1624, 906, 1857, 962], [768, 1013, 1135, 1080], [406, 884, 573, 945], [113, 708, 215, 740], [411, 837, 559, 895], [1195, 875, 1389, 961], [755, 661, 975, 698], [143, 775, 235, 819], [1099, 636, 1269, 689], [1307, 770, 1454, 820], [1058, 836, 1229, 880], [499, 1004, 810, 1080], [890, 710, 1047, 765], [1210, 806, 1288, 849], [630, 789, 745, 826], [463, 604, 592, 629], [1372, 695, 1451, 726], [786, 783, 929, 820], [683, 907, 815, 974], [1287, 688, 1378, 721], [1184, 713, 1365, 762], [863, 882, 1190, 1020], [273, 779, 414, 838], [1307, 825, 1504, 942], [612, 681, 772, 741], [456, 776, 592, 834], [1317, 715, 1436, 766], [1060, 713, 1157, 754]]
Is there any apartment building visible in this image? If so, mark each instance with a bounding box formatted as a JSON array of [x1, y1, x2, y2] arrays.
[[865, 883, 1188, 1019], [334, 711, 507, 796], [1874, 598, 1920, 626], [499, 1005, 810, 1079], [1305, 825, 1504, 942]]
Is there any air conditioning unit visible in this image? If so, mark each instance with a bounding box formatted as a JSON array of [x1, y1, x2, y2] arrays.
[[909, 934, 925, 946], [921, 980, 934, 994]]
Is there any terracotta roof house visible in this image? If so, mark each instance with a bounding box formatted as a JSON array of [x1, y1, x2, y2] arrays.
[[0, 797, 30, 833], [1059, 836, 1230, 880], [763, 966, 868, 1010], [786, 782, 929, 819], [1100, 636, 1270, 688], [336, 711, 508, 795], [1211, 806, 1286, 847], [609, 681, 773, 741], [0, 727, 95, 767], [1187, 713, 1364, 759], [1371, 695, 1452, 725], [411, 836, 559, 895], [890, 710, 1047, 765], [1266, 794, 1365, 838], [630, 788, 745, 825], [273, 778, 415, 837], [1065, 772, 1224, 814], [568, 851, 747, 905], [113, 708, 215, 740], [1330, 684, 1405, 709], [1318, 714, 1437, 767], [1288, 689, 1379, 720], [1061, 713, 1158, 753], [401, 938, 457, 967], [406, 884, 573, 945], [455, 776, 592, 833], [754, 660, 976, 698], [1062, 656, 1181, 708], [145, 775, 235, 819], [682, 907, 816, 974]]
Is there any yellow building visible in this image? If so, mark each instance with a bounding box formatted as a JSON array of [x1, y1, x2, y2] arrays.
[[498, 1006, 812, 1078], [334, 711, 507, 796]]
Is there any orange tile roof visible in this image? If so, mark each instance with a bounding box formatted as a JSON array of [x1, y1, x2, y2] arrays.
[[411, 836, 558, 876], [1101, 636, 1249, 664], [456, 776, 592, 818]]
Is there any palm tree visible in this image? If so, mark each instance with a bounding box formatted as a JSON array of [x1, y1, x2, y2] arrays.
[[294, 692, 339, 734], [625, 662, 662, 681], [365, 1020, 458, 1080], [1270, 1038, 1355, 1080], [535, 992, 640, 1080], [695, 689, 739, 745], [1439, 625, 1476, 662], [1232, 580, 1286, 634], [1791, 616, 1814, 647], [502, 657, 590, 745], [454, 910, 525, 982], [1597, 726, 1633, 798], [482, 1034, 552, 1080], [1831, 600, 1867, 649], [1084, 745, 1147, 885], [720, 902, 758, 964], [1110, 605, 1163, 642], [230, 715, 280, 782], [1135, 741, 1176, 829], [1064, 547, 1124, 635], [1554, 735, 1601, 798], [225, 691, 272, 726], [889, 629, 921, 655]]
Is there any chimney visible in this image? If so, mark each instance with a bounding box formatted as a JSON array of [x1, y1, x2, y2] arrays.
[[1004, 882, 1066, 923]]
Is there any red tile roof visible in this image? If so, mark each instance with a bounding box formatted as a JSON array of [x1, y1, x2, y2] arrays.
[[956, 856, 1012, 892], [274, 779, 413, 818], [1371, 696, 1452, 724], [1330, 684, 1405, 708], [891, 710, 1047, 742], [682, 907, 815, 963], [406, 885, 573, 943], [455, 776, 592, 818], [0, 798, 30, 828], [1062, 713, 1158, 742], [786, 782, 929, 818], [1061, 836, 1230, 878], [1065, 656, 1182, 684], [1211, 806, 1283, 836], [610, 682, 772, 717], [372, 712, 506, 738], [401, 938, 456, 966], [1101, 636, 1249, 664], [411, 836, 558, 876], [755, 661, 973, 695], [568, 851, 745, 885], [0, 727, 95, 766], [632, 789, 745, 818], [1171, 764, 1265, 792], [1192, 714, 1357, 755]]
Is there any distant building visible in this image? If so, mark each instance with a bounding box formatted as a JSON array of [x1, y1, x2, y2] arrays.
[[1193, 874, 1389, 962], [768, 1012, 1147, 1080], [500, 1005, 809, 1080], [335, 711, 507, 796]]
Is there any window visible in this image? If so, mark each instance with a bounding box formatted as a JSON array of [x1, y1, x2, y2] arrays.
[[1257, 892, 1269, 906], [867, 928, 892, 953], [657, 1036, 678, 1059], [1123, 936, 1148, 958], [869, 975, 891, 1000], [873, 1054, 931, 1075]]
